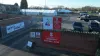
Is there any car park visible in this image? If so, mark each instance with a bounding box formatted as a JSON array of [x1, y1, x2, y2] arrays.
[[80, 15, 99, 22], [79, 15, 100, 32]]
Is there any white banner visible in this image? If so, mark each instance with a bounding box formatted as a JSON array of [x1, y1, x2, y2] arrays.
[[30, 32, 35, 38], [36, 32, 40, 38], [6, 22, 25, 34], [6, 25, 15, 34], [43, 17, 53, 30]]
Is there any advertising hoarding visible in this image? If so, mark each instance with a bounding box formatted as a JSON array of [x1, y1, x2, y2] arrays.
[[43, 17, 62, 30], [30, 32, 41, 38], [6, 24, 15, 34], [6, 22, 25, 34], [30, 32, 35, 38], [42, 31, 61, 44], [53, 17, 62, 30], [43, 17, 53, 30], [36, 32, 41, 38]]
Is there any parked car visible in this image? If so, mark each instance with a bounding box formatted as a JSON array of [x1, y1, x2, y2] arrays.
[[88, 20, 100, 32], [73, 22, 84, 31], [80, 15, 99, 22], [80, 12, 88, 16]]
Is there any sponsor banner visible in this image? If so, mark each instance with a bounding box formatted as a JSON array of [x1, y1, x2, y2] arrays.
[[30, 32, 35, 38], [14, 22, 24, 31], [6, 24, 15, 34], [36, 32, 41, 38], [53, 17, 62, 30], [42, 31, 61, 44], [43, 17, 53, 30], [6, 22, 25, 34], [30, 32, 41, 38]]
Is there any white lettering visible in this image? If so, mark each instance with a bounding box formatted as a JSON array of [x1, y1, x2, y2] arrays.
[[6, 22, 25, 34]]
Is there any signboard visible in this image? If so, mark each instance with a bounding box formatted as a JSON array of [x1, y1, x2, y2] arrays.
[[53, 17, 62, 30], [30, 32, 41, 38], [6, 22, 25, 34], [42, 31, 61, 44], [30, 32, 35, 38], [43, 17, 53, 30], [43, 17, 62, 30], [36, 32, 41, 38], [6, 24, 15, 34], [14, 22, 25, 31], [27, 41, 32, 47]]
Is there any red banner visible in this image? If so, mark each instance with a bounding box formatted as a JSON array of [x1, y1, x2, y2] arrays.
[[53, 17, 62, 30], [42, 31, 61, 44]]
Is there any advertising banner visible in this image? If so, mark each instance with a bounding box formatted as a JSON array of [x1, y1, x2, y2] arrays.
[[30, 32, 35, 38], [30, 32, 41, 38], [6, 24, 15, 34], [42, 31, 61, 44], [14, 22, 25, 31], [53, 17, 62, 30], [43, 17, 53, 30], [6, 22, 25, 34], [36, 32, 41, 38]]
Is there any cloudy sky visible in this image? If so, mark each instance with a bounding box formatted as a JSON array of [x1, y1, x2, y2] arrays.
[[1, 0, 100, 8]]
